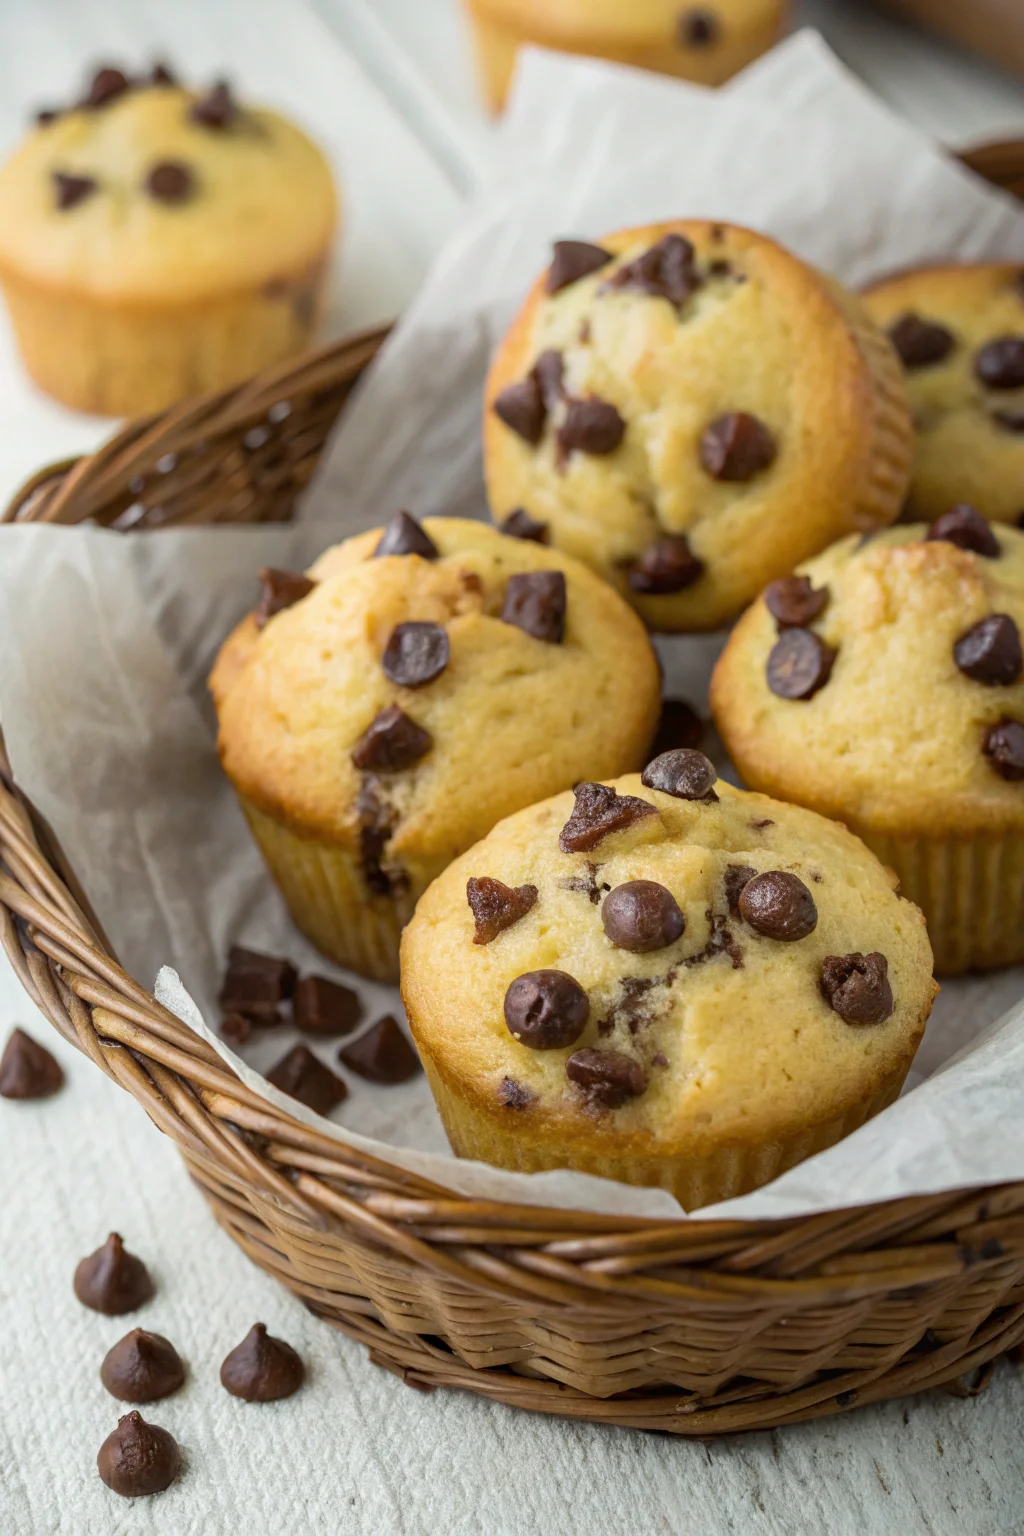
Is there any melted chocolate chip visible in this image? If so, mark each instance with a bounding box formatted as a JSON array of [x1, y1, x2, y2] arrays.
[[255, 568, 315, 628], [467, 876, 538, 944], [559, 861, 606, 904], [220, 1012, 252, 1047], [559, 781, 657, 852], [558, 397, 626, 457], [820, 952, 894, 1025], [602, 234, 700, 307], [220, 1323, 304, 1402], [700, 413, 777, 481], [533, 349, 565, 411], [190, 80, 236, 129], [500, 570, 566, 643], [984, 717, 1024, 780], [145, 160, 193, 203], [766, 628, 836, 700], [218, 946, 296, 1026], [0, 1027, 64, 1099], [101, 1330, 185, 1403], [678, 8, 719, 44], [765, 575, 829, 629], [83, 67, 130, 109], [493, 375, 545, 445], [293, 975, 362, 1037], [339, 1015, 421, 1083], [888, 313, 955, 369], [976, 336, 1024, 390], [565, 1047, 647, 1107], [356, 776, 399, 897], [724, 864, 755, 913], [601, 880, 684, 952], [926, 505, 1000, 557], [738, 871, 817, 941], [266, 1044, 347, 1115], [351, 706, 432, 772], [497, 1076, 535, 1108], [74, 1234, 154, 1315], [649, 698, 704, 757], [504, 970, 589, 1049], [97, 1412, 179, 1498], [499, 508, 549, 543], [641, 748, 717, 801], [954, 615, 1022, 686], [547, 240, 613, 294], [53, 171, 97, 211], [628, 534, 703, 595], [382, 621, 450, 688], [373, 511, 439, 560]]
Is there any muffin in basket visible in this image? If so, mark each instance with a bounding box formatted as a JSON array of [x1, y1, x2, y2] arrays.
[[484, 220, 912, 631], [710, 509, 1024, 973], [0, 63, 337, 415], [210, 514, 661, 982], [861, 263, 1024, 525], [401, 750, 935, 1210]]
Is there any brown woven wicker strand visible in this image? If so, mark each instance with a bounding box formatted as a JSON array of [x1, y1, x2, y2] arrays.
[[3, 157, 1024, 1434]]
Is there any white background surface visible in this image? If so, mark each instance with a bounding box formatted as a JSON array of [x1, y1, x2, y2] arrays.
[[2, 3, 1024, 1533]]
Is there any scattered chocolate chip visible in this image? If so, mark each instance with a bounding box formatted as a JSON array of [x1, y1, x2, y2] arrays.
[[149, 62, 177, 86], [373, 511, 439, 560], [547, 240, 613, 294], [381, 621, 450, 689], [926, 505, 1000, 557], [820, 952, 894, 1025], [190, 79, 236, 129], [220, 1323, 304, 1402], [565, 1047, 647, 1107], [765, 575, 829, 629], [504, 970, 589, 1049], [356, 776, 400, 897], [678, 8, 719, 45], [602, 234, 700, 307], [533, 349, 565, 411], [500, 570, 566, 643], [493, 374, 545, 445], [351, 705, 432, 772], [649, 698, 704, 757], [888, 313, 955, 369], [628, 534, 703, 595], [293, 975, 362, 1037], [83, 66, 130, 109], [601, 880, 684, 953], [218, 946, 297, 1026], [766, 628, 836, 700], [339, 1015, 421, 1083], [101, 1330, 185, 1403], [984, 717, 1024, 779], [267, 1044, 347, 1115], [145, 160, 193, 203], [700, 412, 777, 481], [467, 876, 538, 944], [954, 615, 1022, 686], [255, 568, 315, 628], [558, 397, 626, 457], [220, 1013, 252, 1047], [97, 1412, 179, 1498], [738, 871, 817, 942], [975, 336, 1024, 390], [559, 781, 657, 853], [724, 864, 755, 913], [497, 1075, 535, 1108], [641, 748, 717, 801], [0, 1027, 64, 1099], [53, 171, 97, 211], [74, 1234, 154, 1315], [500, 508, 549, 543]]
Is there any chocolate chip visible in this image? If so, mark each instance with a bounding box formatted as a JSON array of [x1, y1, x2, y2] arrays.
[[724, 864, 755, 913], [497, 1076, 535, 1108], [0, 1027, 63, 1099], [820, 952, 894, 1024], [708, 258, 732, 277], [888, 313, 955, 369], [101, 1330, 185, 1403], [255, 568, 315, 628], [74, 1234, 154, 1315], [700, 412, 777, 481], [504, 971, 589, 1049], [565, 1047, 647, 1107], [339, 1015, 421, 1083], [351, 705, 432, 772], [765, 575, 829, 629], [649, 698, 704, 757], [220, 1323, 304, 1402], [266, 1044, 347, 1115], [678, 8, 719, 45], [35, 107, 60, 126], [149, 62, 177, 87], [493, 374, 545, 445], [293, 975, 362, 1037], [641, 748, 717, 801], [602, 234, 700, 307], [766, 628, 836, 700], [628, 534, 703, 595], [547, 240, 613, 294], [381, 621, 450, 689], [533, 349, 565, 411], [954, 615, 1022, 685], [926, 505, 1000, 557], [220, 1013, 252, 1046], [601, 880, 684, 952], [467, 876, 538, 944], [145, 160, 193, 203], [558, 397, 626, 457], [373, 511, 439, 560], [559, 781, 657, 853], [984, 717, 1024, 779], [500, 570, 566, 643], [738, 871, 817, 941], [190, 80, 236, 129], [994, 410, 1024, 433], [356, 776, 399, 897], [976, 336, 1024, 390], [83, 67, 130, 109], [218, 946, 297, 1026], [500, 508, 549, 543], [53, 171, 97, 211], [97, 1412, 180, 1498]]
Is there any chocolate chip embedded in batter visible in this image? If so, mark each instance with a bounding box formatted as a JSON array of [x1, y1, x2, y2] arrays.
[[500, 570, 566, 643], [926, 505, 1000, 557], [294, 975, 362, 1037], [53, 171, 97, 211], [559, 781, 658, 853], [266, 1044, 347, 1115], [724, 864, 756, 914], [953, 615, 1023, 686], [373, 511, 439, 560], [499, 508, 549, 544], [351, 705, 432, 772], [356, 776, 399, 897], [558, 397, 626, 457], [533, 350, 566, 412], [190, 79, 237, 129], [546, 240, 613, 294], [983, 717, 1024, 780], [738, 871, 818, 942], [699, 413, 777, 482], [678, 8, 719, 45], [255, 568, 316, 628], [497, 1076, 535, 1109], [467, 876, 538, 944], [765, 575, 829, 629], [602, 234, 700, 307], [382, 621, 450, 688], [101, 1330, 186, 1404], [220, 1323, 304, 1402], [888, 313, 955, 369], [975, 336, 1024, 389], [83, 66, 130, 109], [0, 1027, 64, 1099], [565, 1047, 647, 1108], [74, 1234, 154, 1316], [601, 880, 684, 953], [493, 374, 546, 445], [339, 1015, 421, 1083], [766, 628, 836, 700], [641, 747, 717, 802], [504, 970, 589, 1049], [149, 61, 178, 87], [628, 534, 703, 595], [145, 160, 194, 204], [820, 952, 894, 1025], [97, 1412, 180, 1498]]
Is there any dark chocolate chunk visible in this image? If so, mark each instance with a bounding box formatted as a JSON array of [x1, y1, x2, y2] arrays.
[[649, 698, 704, 758], [765, 575, 829, 629], [533, 349, 565, 411], [641, 748, 717, 801], [504, 970, 589, 1049], [738, 871, 818, 941], [700, 412, 777, 481], [994, 410, 1024, 433], [497, 1076, 535, 1108], [724, 864, 756, 913], [678, 8, 719, 45], [373, 511, 439, 560], [356, 776, 399, 897], [467, 876, 538, 944], [558, 397, 626, 457], [97, 1412, 180, 1498], [820, 952, 894, 1025], [601, 880, 684, 952], [559, 781, 657, 852], [382, 621, 450, 688], [547, 240, 613, 294], [53, 171, 97, 211], [190, 79, 237, 129], [493, 374, 545, 445], [766, 628, 836, 700], [888, 313, 955, 369], [145, 160, 193, 203], [602, 234, 700, 307], [266, 1044, 347, 1115], [218, 946, 297, 1026], [565, 1047, 647, 1107], [83, 66, 130, 109], [975, 336, 1024, 390], [101, 1330, 185, 1403], [220, 1013, 252, 1047], [351, 705, 432, 772], [926, 505, 1000, 557], [0, 1027, 64, 1099], [148, 62, 177, 87], [255, 567, 315, 628], [74, 1234, 154, 1315], [500, 508, 549, 543], [628, 534, 703, 595], [953, 614, 1022, 686], [983, 717, 1024, 779], [220, 1323, 304, 1402], [500, 570, 566, 643], [293, 975, 362, 1037], [339, 1015, 421, 1083]]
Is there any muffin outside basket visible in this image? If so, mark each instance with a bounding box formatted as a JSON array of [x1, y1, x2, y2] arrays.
[[3, 147, 1024, 1436]]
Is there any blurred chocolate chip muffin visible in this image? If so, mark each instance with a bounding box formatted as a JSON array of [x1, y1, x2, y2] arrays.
[[210, 515, 660, 981], [484, 221, 912, 631], [0, 63, 337, 414], [711, 509, 1024, 972], [402, 752, 934, 1209]]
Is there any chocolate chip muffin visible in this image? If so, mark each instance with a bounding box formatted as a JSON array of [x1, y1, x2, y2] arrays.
[[210, 515, 660, 981], [464, 0, 790, 114], [402, 751, 934, 1209], [861, 264, 1024, 525], [711, 509, 1024, 972], [0, 63, 336, 414], [484, 221, 912, 631]]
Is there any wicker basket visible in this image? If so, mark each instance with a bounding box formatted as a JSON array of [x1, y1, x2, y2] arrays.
[[3, 150, 1024, 1436]]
